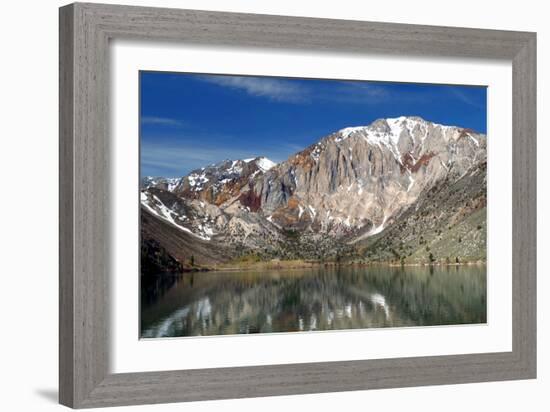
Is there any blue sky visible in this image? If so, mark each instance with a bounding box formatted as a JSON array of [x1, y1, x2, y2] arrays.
[[140, 71, 487, 177]]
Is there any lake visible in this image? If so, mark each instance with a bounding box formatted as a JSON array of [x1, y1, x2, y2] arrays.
[[140, 265, 486, 338]]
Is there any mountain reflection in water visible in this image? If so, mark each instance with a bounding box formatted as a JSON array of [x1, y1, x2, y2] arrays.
[[140, 265, 486, 338]]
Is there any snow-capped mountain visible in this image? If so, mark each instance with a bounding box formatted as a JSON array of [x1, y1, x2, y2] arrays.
[[171, 156, 276, 205], [252, 116, 485, 235], [140, 176, 181, 191], [140, 116, 487, 267], [141, 156, 281, 251]]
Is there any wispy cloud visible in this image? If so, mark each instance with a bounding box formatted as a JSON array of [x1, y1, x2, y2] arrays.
[[194, 72, 450, 108], [141, 116, 185, 127], [326, 82, 391, 104], [200, 75, 309, 103], [198, 75, 421, 106], [447, 87, 485, 109]]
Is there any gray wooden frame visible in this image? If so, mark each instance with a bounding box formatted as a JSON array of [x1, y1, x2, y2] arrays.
[[59, 2, 536, 408]]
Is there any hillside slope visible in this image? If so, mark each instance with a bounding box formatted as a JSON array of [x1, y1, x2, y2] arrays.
[[141, 207, 233, 268], [355, 160, 486, 264]]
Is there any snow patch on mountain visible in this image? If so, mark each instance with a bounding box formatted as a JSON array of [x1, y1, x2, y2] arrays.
[[140, 192, 214, 240], [242, 157, 276, 171], [188, 173, 209, 191], [407, 174, 415, 192], [308, 205, 317, 220], [468, 134, 480, 147], [256, 157, 276, 172]]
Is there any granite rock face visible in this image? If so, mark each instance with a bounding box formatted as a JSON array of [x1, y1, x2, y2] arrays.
[[251, 116, 485, 237]]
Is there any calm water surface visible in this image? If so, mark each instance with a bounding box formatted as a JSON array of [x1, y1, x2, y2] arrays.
[[140, 265, 486, 338]]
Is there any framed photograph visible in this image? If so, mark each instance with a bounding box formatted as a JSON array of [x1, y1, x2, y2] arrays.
[[59, 2, 536, 408]]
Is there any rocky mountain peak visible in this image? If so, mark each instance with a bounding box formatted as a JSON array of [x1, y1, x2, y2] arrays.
[[140, 176, 181, 191], [252, 117, 486, 236], [168, 156, 276, 206]]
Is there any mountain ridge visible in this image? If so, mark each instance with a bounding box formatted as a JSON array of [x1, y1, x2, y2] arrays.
[[140, 116, 487, 269]]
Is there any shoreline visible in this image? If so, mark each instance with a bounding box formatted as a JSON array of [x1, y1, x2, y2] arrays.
[[197, 259, 487, 273]]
